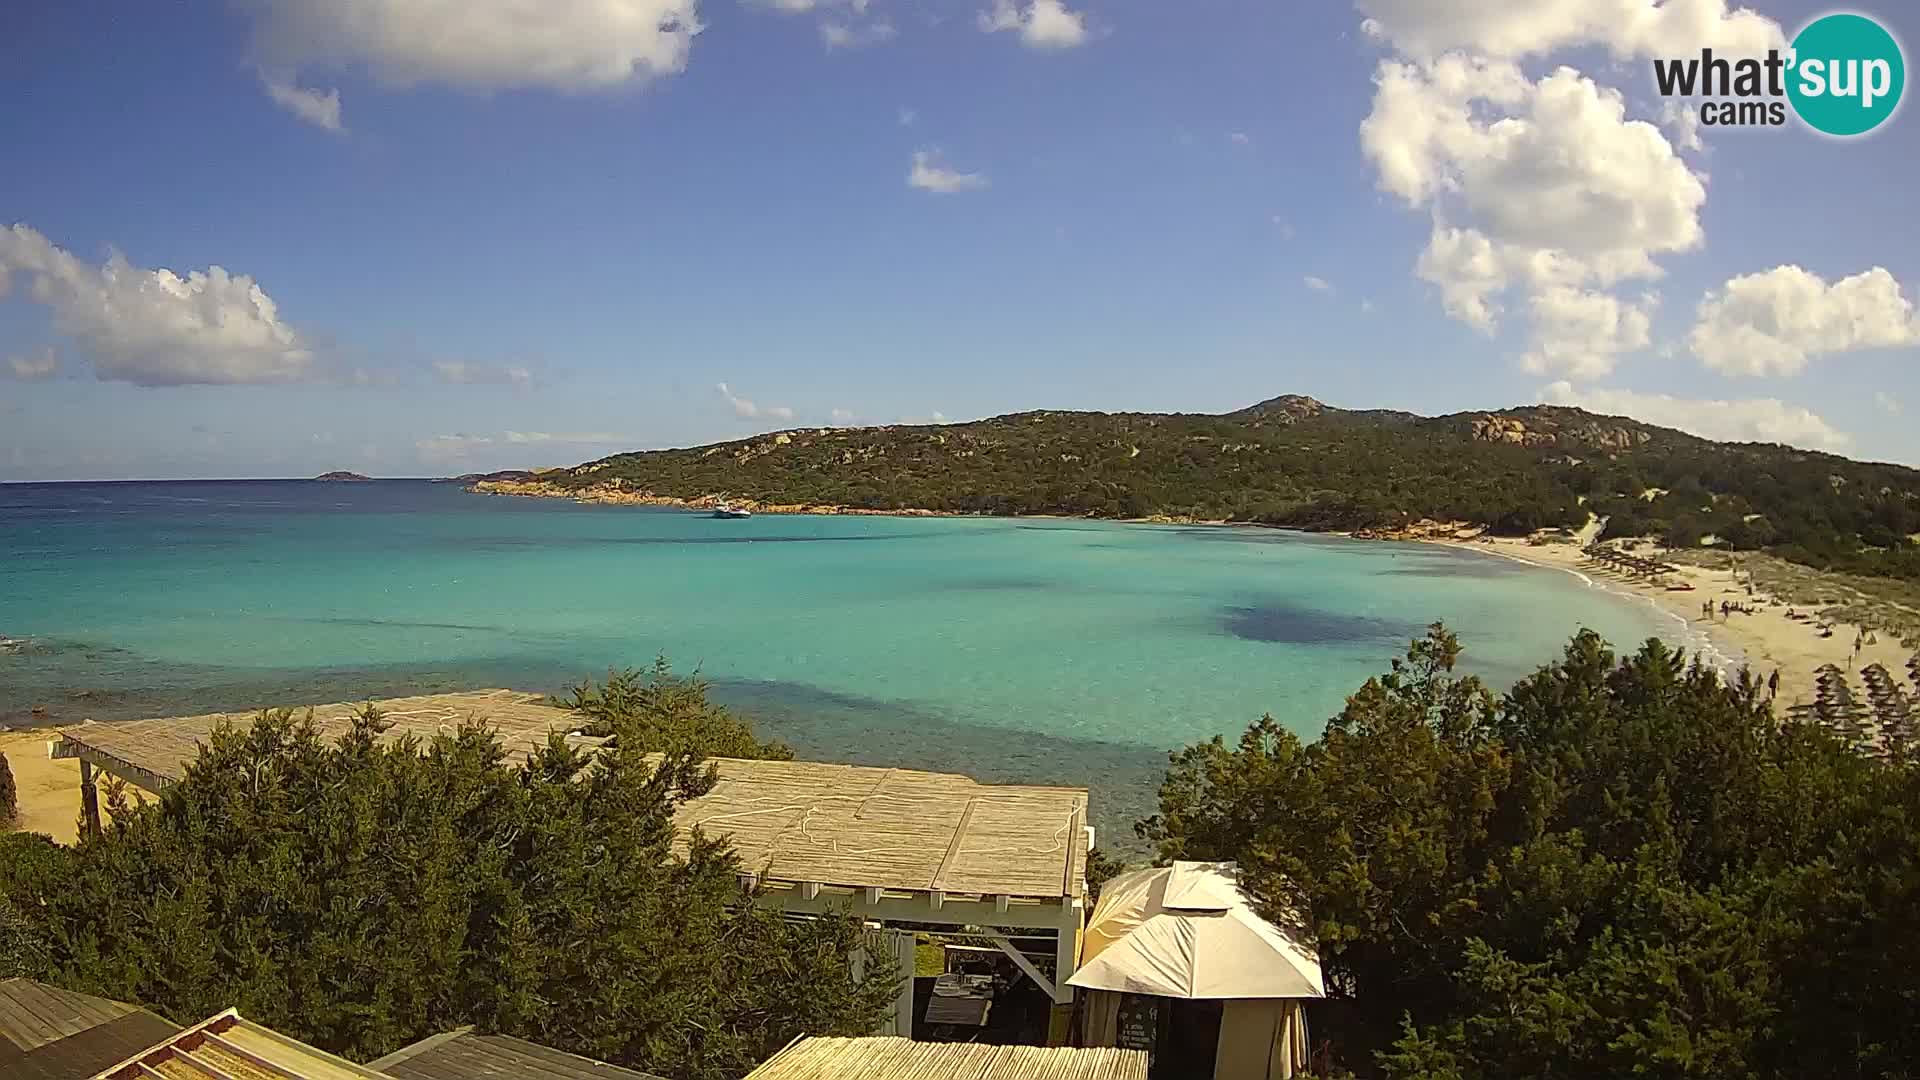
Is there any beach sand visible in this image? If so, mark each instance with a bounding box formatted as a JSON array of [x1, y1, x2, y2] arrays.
[[1, 730, 83, 844], [1426, 534, 1914, 710]]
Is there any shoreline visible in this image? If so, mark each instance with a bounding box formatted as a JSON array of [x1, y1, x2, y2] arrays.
[[1419, 537, 1749, 678], [1418, 534, 1910, 710], [483, 479, 1909, 710]]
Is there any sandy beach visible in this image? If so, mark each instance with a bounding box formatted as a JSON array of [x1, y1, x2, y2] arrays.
[[1426, 533, 1914, 710], [2, 730, 84, 843]]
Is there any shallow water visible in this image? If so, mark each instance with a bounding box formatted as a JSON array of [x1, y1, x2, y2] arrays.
[[0, 480, 1675, 843]]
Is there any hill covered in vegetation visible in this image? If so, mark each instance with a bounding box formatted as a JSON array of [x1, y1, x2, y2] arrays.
[[524, 396, 1920, 581]]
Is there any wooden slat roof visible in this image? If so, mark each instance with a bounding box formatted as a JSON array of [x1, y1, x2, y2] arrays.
[[683, 759, 1088, 899], [744, 1036, 1149, 1080], [370, 1028, 666, 1080], [1, 1011, 183, 1080], [0, 978, 152, 1053], [93, 1010, 392, 1080], [57, 690, 1089, 901], [54, 691, 590, 791]]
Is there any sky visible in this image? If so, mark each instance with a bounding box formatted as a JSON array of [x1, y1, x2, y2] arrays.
[[1, 0, 1917, 480]]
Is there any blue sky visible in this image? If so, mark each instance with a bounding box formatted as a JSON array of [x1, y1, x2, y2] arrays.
[[1, 0, 1917, 480]]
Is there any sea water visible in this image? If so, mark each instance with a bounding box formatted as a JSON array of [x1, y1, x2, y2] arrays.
[[0, 480, 1677, 841]]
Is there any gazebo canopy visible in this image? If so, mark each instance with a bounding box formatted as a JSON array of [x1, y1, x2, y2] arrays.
[[1067, 861, 1323, 1000]]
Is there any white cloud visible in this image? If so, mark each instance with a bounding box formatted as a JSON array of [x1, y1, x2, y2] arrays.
[[0, 224, 312, 386], [1360, 299, 1377, 314], [717, 381, 796, 421], [1354, 0, 1782, 61], [755, 0, 873, 11], [898, 106, 917, 127], [5, 346, 59, 381], [1877, 391, 1902, 415], [1270, 216, 1295, 240], [1229, 131, 1251, 145], [908, 150, 989, 193], [830, 407, 856, 424], [1658, 99, 1703, 153], [433, 360, 535, 388], [504, 430, 631, 444], [1304, 276, 1334, 293], [821, 20, 896, 48], [261, 75, 344, 132], [1521, 287, 1654, 379], [979, 0, 1089, 50], [415, 433, 494, 464], [1362, 56, 1706, 381], [1364, 61, 1704, 278], [416, 429, 632, 464], [1689, 265, 1920, 377], [1540, 381, 1849, 450], [243, 0, 701, 98]]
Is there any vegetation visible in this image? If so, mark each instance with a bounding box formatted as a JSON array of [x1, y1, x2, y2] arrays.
[[1139, 625, 1920, 1079], [540, 396, 1920, 581], [0, 702, 892, 1080], [0, 751, 15, 828], [559, 659, 793, 760]]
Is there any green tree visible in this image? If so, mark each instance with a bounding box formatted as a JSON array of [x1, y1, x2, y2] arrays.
[[0, 751, 16, 827], [560, 659, 793, 760], [0, 706, 887, 1080], [1140, 625, 1920, 1078]]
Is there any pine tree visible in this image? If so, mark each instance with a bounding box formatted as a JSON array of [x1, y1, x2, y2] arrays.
[[0, 751, 16, 827]]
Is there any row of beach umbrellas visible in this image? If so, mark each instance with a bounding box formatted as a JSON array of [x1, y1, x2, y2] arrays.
[[1788, 662, 1918, 760], [1581, 545, 1680, 579]]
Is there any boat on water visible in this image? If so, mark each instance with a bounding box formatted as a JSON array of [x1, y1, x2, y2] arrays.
[[712, 504, 753, 519]]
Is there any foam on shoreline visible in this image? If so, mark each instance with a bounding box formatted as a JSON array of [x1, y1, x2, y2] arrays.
[[1440, 542, 1749, 680]]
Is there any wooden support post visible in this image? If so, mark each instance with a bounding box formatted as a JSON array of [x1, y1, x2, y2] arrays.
[[980, 928, 1056, 1000], [79, 759, 102, 839], [1051, 904, 1081, 1006]]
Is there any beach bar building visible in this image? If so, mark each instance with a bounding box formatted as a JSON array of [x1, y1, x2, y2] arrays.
[[48, 690, 1095, 1039]]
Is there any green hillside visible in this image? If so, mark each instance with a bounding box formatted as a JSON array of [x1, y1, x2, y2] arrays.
[[540, 396, 1920, 581]]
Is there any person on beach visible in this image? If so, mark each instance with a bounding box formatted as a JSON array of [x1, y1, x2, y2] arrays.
[[1768, 669, 1780, 701]]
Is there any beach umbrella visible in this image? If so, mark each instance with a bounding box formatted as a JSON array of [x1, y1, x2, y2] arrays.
[[1069, 862, 1324, 1000]]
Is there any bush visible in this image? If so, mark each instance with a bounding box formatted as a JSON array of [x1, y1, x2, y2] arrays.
[[559, 658, 792, 760], [1139, 625, 1920, 1078], [0, 707, 887, 1079], [0, 751, 16, 828]]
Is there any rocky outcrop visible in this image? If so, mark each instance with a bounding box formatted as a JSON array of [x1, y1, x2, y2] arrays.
[[1235, 394, 1329, 424], [1471, 414, 1652, 451]]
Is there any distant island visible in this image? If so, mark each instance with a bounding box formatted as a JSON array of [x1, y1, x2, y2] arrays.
[[311, 471, 373, 482], [469, 395, 1920, 584]]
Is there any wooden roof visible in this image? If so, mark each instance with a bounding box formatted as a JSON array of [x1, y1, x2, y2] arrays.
[[744, 1037, 1149, 1080], [93, 1010, 392, 1080], [0, 978, 157, 1053], [53, 691, 590, 791], [56, 690, 1089, 901], [2, 1012, 184, 1080], [684, 759, 1088, 899], [370, 1028, 666, 1080]]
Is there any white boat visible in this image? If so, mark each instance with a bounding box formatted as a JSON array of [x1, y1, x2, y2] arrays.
[[712, 504, 752, 519]]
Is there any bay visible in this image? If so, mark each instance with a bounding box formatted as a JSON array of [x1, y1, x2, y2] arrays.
[[0, 479, 1679, 844]]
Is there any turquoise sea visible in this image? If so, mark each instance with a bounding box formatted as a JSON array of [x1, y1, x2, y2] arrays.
[[1, 480, 1682, 841]]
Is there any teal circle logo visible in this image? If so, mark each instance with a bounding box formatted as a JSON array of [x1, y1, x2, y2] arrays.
[[1787, 13, 1905, 136]]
